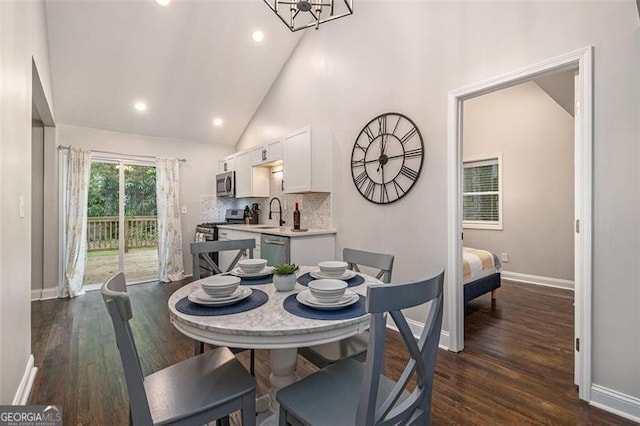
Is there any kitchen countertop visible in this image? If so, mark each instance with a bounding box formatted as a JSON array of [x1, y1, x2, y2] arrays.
[[217, 224, 336, 237]]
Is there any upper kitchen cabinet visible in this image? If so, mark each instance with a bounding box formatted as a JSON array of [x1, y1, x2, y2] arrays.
[[252, 139, 283, 166], [235, 150, 269, 198], [219, 155, 236, 173], [283, 127, 332, 193]]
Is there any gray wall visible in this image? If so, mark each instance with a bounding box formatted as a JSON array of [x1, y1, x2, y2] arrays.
[[462, 81, 575, 283], [55, 124, 233, 278], [31, 121, 45, 293], [236, 1, 640, 403]]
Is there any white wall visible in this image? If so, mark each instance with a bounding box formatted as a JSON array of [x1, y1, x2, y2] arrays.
[[56, 124, 233, 278], [237, 1, 640, 404], [462, 81, 574, 282], [0, 0, 55, 403]]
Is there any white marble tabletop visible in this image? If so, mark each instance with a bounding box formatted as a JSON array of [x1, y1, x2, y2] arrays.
[[168, 266, 380, 350]]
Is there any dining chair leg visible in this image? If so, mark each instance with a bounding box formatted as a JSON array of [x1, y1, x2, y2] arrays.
[[241, 393, 257, 426], [278, 405, 288, 426], [250, 349, 255, 376], [195, 340, 204, 355], [216, 416, 230, 426]]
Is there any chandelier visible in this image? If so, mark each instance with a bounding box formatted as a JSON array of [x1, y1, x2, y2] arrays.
[[262, 0, 353, 32]]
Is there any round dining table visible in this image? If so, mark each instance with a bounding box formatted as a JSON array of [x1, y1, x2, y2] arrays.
[[167, 266, 380, 418]]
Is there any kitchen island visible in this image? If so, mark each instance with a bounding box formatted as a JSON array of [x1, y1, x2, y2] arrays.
[[216, 224, 337, 267]]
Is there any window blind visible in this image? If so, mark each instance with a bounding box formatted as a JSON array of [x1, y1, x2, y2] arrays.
[[463, 158, 500, 223]]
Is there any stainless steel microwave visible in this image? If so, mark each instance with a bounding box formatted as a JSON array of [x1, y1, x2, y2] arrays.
[[216, 171, 235, 197]]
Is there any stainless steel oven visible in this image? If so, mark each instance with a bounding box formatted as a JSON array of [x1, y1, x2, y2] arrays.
[[216, 171, 235, 197]]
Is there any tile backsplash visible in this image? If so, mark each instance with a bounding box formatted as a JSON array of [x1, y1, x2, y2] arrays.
[[200, 166, 332, 229]]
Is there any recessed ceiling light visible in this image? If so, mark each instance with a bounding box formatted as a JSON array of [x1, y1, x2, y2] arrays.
[[213, 117, 224, 127], [134, 101, 147, 112], [252, 30, 265, 43], [155, 0, 170, 7]]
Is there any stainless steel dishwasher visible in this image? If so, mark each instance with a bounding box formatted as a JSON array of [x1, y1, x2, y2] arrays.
[[260, 234, 290, 266]]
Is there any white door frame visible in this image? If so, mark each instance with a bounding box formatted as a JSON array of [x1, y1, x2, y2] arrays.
[[446, 46, 593, 401]]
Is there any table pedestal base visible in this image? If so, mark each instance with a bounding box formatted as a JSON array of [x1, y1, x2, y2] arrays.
[[256, 347, 298, 422]]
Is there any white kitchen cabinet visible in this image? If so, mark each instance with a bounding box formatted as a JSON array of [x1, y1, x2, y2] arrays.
[[290, 234, 335, 266], [283, 127, 332, 193], [234, 150, 269, 198], [252, 139, 283, 166], [218, 155, 235, 173]]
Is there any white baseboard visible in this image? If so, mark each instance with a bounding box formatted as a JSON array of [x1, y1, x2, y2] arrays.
[[12, 355, 38, 405], [438, 330, 450, 350], [30, 288, 59, 301], [385, 318, 450, 350], [501, 271, 574, 290], [591, 384, 640, 423]]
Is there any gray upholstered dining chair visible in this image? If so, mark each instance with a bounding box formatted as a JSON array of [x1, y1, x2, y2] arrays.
[[101, 272, 256, 426], [298, 248, 395, 368], [190, 239, 256, 375], [277, 269, 444, 426]]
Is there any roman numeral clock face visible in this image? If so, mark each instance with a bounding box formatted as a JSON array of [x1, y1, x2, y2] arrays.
[[351, 113, 424, 204]]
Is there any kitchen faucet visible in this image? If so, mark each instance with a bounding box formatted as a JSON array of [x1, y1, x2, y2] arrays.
[[268, 197, 285, 226]]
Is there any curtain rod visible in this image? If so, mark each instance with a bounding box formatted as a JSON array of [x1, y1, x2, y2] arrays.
[[57, 145, 186, 163]]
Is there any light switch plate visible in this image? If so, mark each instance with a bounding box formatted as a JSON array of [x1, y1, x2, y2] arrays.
[[181, 205, 188, 214]]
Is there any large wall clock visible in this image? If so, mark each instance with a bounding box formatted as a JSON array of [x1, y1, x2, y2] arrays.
[[351, 112, 424, 204]]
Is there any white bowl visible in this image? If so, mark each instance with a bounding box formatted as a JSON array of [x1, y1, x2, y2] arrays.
[[238, 258, 268, 273], [308, 279, 347, 303], [318, 261, 348, 277], [200, 275, 240, 298]]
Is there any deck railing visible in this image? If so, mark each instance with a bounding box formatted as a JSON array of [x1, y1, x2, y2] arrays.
[[87, 216, 158, 252]]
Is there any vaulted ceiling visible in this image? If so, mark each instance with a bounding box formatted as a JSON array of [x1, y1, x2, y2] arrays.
[[45, 0, 303, 146]]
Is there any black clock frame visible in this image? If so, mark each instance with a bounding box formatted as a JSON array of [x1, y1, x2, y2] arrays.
[[350, 112, 424, 205]]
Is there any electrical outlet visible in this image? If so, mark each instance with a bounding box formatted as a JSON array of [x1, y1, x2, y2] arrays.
[[500, 253, 508, 262], [181, 205, 188, 214]]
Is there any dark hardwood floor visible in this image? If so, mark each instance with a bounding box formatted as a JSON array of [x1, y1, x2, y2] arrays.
[[29, 279, 630, 425]]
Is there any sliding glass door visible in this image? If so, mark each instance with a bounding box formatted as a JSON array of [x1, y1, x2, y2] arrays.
[[84, 159, 158, 286]]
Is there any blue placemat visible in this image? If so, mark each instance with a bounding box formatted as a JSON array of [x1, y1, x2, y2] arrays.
[[175, 288, 268, 316], [237, 273, 274, 285], [297, 272, 365, 288], [282, 293, 367, 320]]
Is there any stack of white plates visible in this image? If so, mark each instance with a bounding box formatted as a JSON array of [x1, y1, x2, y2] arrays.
[[297, 289, 359, 311], [200, 275, 241, 298], [189, 287, 251, 307], [231, 266, 273, 278], [310, 269, 357, 281]]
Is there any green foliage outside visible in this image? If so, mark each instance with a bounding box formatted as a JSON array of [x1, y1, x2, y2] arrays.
[[88, 163, 157, 218]]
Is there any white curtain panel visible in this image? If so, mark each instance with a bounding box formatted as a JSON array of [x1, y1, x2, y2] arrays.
[[61, 148, 92, 298], [156, 158, 185, 282]]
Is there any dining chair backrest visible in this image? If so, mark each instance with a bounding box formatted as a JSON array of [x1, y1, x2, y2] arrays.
[[357, 270, 445, 425], [343, 248, 395, 283], [190, 239, 255, 280], [101, 272, 153, 425]]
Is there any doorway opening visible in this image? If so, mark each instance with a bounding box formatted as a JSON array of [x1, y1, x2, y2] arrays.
[[83, 159, 159, 288], [447, 47, 593, 401]]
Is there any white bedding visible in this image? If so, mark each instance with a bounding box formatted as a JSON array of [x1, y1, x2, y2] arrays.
[[463, 247, 501, 284]]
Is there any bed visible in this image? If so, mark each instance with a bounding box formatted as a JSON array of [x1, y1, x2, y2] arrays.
[[463, 247, 502, 303]]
